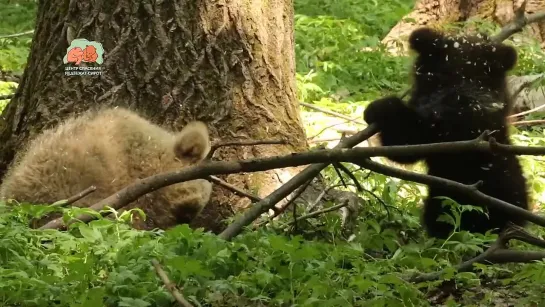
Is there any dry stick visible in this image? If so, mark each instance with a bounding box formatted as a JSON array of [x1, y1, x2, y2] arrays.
[[333, 162, 364, 191], [30, 186, 97, 228], [410, 224, 545, 283], [485, 249, 545, 263], [410, 231, 508, 283], [299, 101, 367, 125], [253, 179, 314, 229], [490, 3, 545, 43], [0, 30, 34, 39], [62, 186, 97, 206], [38, 132, 545, 231], [206, 139, 287, 160], [286, 201, 349, 227], [308, 117, 362, 140], [358, 157, 545, 229], [207, 175, 262, 202], [510, 102, 545, 119], [308, 137, 344, 144], [218, 125, 379, 240], [38, 125, 376, 231], [151, 259, 194, 307], [307, 183, 341, 212], [256, 182, 347, 229], [512, 119, 545, 126]]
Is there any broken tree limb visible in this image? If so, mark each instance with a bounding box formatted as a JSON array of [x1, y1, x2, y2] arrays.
[[38, 130, 545, 236]]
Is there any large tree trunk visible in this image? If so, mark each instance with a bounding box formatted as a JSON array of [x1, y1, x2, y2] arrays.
[[382, 0, 545, 53], [0, 0, 307, 233]]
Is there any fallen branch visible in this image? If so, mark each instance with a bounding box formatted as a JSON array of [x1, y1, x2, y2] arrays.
[[151, 259, 194, 307], [409, 223, 545, 283], [410, 229, 509, 283], [38, 131, 545, 233], [207, 175, 262, 202], [206, 139, 287, 160], [490, 1, 545, 43], [218, 125, 374, 240], [358, 157, 545, 231], [484, 249, 545, 263]]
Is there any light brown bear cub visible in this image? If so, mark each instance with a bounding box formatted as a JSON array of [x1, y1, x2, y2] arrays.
[[0, 107, 212, 229]]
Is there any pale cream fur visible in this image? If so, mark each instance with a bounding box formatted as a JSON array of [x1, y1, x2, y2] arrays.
[[0, 107, 212, 229]]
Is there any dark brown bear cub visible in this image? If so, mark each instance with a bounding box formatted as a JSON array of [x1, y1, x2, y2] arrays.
[[363, 27, 529, 239]]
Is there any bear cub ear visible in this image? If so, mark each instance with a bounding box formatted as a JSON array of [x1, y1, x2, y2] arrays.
[[408, 27, 445, 54], [173, 121, 211, 164]]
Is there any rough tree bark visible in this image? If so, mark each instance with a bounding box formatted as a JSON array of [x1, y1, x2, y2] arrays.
[[382, 0, 545, 52], [0, 0, 308, 233]]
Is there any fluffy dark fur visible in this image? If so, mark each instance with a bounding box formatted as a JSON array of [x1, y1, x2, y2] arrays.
[[0, 107, 212, 230], [363, 27, 530, 239]]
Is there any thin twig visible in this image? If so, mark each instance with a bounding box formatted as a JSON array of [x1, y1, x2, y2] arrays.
[[410, 223, 545, 283], [206, 139, 287, 160], [308, 117, 360, 140], [254, 178, 314, 229], [333, 162, 363, 192], [207, 175, 262, 202], [512, 119, 545, 126], [275, 179, 313, 215], [307, 184, 338, 212], [308, 137, 343, 144], [62, 186, 97, 207], [151, 259, 193, 307], [490, 1, 545, 43], [0, 30, 34, 39], [509, 103, 545, 119], [286, 201, 349, 226], [299, 101, 366, 125], [219, 125, 379, 240], [410, 231, 506, 283]]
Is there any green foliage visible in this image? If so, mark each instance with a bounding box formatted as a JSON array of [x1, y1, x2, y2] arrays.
[[0, 0, 36, 71], [294, 0, 414, 38], [0, 81, 16, 113], [294, 0, 413, 104], [0, 203, 431, 306]]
